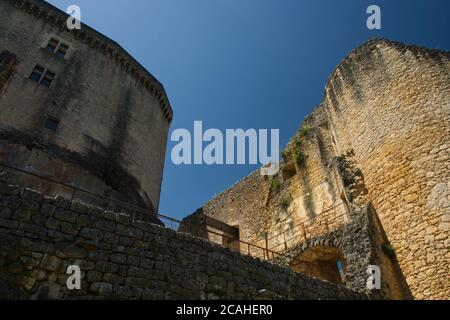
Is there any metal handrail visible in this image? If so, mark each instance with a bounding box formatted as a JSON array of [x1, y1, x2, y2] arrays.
[[1, 161, 350, 259], [267, 202, 349, 253], [270, 174, 347, 227], [266, 201, 348, 242], [0, 161, 283, 259], [0, 161, 156, 216]]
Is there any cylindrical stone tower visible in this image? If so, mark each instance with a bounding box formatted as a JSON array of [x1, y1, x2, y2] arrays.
[[324, 39, 449, 299], [0, 0, 173, 213]]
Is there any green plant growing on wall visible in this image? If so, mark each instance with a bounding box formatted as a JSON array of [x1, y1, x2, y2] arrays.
[[271, 176, 280, 194], [299, 125, 310, 138], [293, 148, 306, 167], [280, 196, 292, 211], [382, 243, 396, 261]]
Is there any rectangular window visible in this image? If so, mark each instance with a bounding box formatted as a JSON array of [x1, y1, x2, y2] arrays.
[[29, 65, 56, 87], [56, 43, 69, 58], [45, 117, 59, 132], [40, 71, 55, 87], [29, 65, 45, 82], [46, 38, 59, 53], [45, 37, 69, 58]]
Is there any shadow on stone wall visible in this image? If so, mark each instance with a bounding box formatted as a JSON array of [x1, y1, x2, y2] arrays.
[[0, 272, 27, 300], [0, 181, 367, 300], [367, 203, 413, 300]]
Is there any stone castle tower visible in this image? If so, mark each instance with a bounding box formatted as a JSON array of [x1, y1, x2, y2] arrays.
[[0, 0, 172, 214], [0, 0, 447, 301], [182, 39, 449, 300]]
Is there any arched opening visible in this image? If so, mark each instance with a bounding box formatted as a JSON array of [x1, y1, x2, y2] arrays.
[[290, 246, 346, 284]]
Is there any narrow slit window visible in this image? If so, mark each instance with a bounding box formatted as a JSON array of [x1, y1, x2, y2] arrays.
[[45, 117, 59, 132]]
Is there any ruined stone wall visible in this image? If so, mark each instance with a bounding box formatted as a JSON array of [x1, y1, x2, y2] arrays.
[[0, 181, 366, 300], [324, 39, 450, 299], [275, 152, 412, 300], [182, 39, 449, 300], [0, 0, 172, 211], [182, 106, 351, 256], [186, 171, 272, 252], [276, 205, 405, 300], [267, 106, 348, 252]]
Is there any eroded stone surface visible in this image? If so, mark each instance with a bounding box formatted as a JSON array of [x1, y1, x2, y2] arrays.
[[182, 39, 449, 300], [0, 182, 366, 300]]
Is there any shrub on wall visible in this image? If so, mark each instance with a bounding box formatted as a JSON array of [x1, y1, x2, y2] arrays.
[[271, 176, 280, 194], [299, 125, 310, 138], [294, 148, 306, 167]]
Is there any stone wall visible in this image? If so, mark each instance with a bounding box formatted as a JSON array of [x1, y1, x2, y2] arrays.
[[182, 106, 351, 255], [276, 203, 412, 300], [0, 180, 367, 300], [323, 39, 450, 299], [0, 50, 18, 94], [180, 133, 412, 298], [0, 0, 172, 211], [182, 170, 272, 252], [182, 39, 449, 300]]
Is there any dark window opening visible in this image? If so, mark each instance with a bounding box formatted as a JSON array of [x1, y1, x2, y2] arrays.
[[290, 246, 347, 285], [29, 65, 45, 83], [40, 71, 55, 87], [56, 43, 69, 58], [45, 37, 69, 58], [222, 226, 240, 252], [45, 117, 59, 132], [282, 163, 297, 181], [46, 38, 59, 53], [29, 65, 55, 87]]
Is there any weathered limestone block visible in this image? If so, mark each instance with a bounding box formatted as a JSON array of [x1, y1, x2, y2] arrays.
[[54, 209, 78, 224], [90, 282, 113, 295], [0, 182, 368, 300]]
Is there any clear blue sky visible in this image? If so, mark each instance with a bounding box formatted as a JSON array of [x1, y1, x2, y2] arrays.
[[47, 0, 450, 220]]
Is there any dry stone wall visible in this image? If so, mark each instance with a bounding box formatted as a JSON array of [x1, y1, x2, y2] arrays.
[[0, 180, 366, 300]]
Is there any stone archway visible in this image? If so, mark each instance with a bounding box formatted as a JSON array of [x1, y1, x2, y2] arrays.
[[275, 220, 370, 294], [290, 246, 346, 284]]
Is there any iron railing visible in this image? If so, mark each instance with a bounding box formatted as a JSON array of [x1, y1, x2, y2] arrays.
[[0, 161, 282, 259], [267, 201, 350, 253], [0, 161, 353, 260]]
